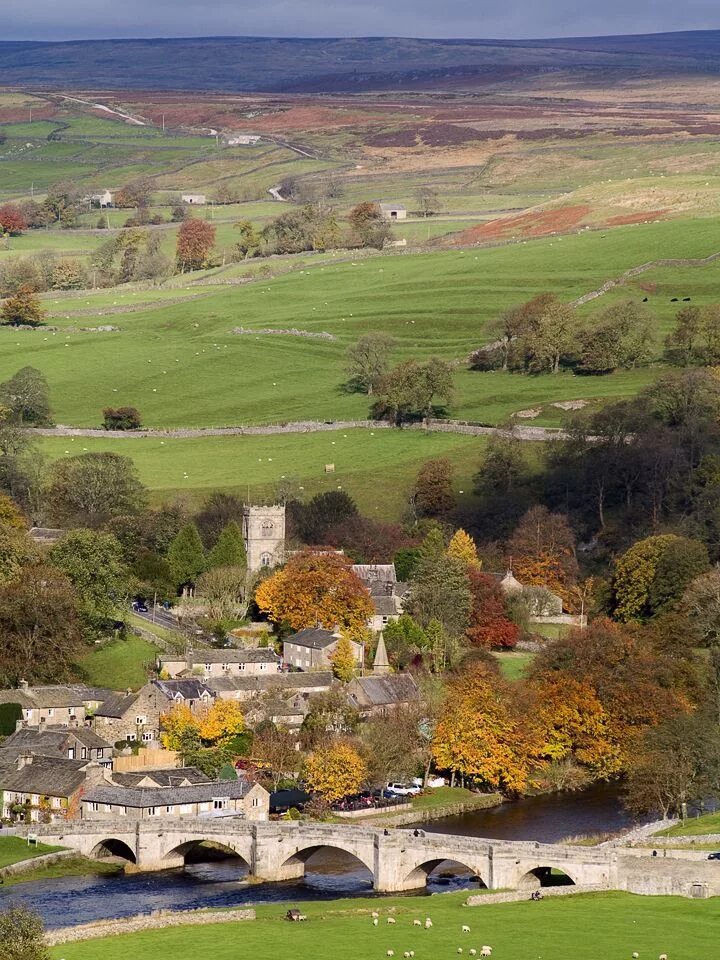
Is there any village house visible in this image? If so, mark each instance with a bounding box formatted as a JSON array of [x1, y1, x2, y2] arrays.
[[352, 564, 408, 632], [111, 766, 211, 789], [0, 725, 113, 767], [158, 647, 281, 679], [0, 683, 115, 728], [86, 189, 114, 208], [92, 679, 214, 745], [282, 627, 363, 671], [81, 776, 269, 821], [0, 753, 111, 822], [379, 202, 407, 220], [181, 193, 206, 205], [348, 674, 420, 719], [498, 570, 585, 627], [207, 671, 333, 704], [244, 693, 310, 731]]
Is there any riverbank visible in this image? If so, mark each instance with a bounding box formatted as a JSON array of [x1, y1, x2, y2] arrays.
[[0, 852, 122, 888], [47, 906, 256, 946], [0, 835, 65, 869], [362, 790, 502, 827], [47, 891, 720, 960]]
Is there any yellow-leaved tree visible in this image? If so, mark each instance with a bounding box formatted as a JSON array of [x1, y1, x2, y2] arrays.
[[160, 703, 200, 751], [198, 699, 245, 744], [446, 528, 481, 570], [304, 740, 367, 803], [330, 634, 357, 682]]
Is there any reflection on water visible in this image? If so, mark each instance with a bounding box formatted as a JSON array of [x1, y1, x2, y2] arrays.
[[2, 783, 634, 929]]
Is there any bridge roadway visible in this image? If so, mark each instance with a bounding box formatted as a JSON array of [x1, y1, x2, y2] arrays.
[[23, 819, 618, 892]]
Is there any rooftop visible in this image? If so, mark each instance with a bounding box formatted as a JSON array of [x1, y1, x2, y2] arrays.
[[161, 647, 280, 665], [350, 673, 419, 707], [0, 726, 111, 759], [208, 672, 333, 693], [0, 684, 114, 710], [0, 754, 91, 797], [112, 767, 211, 788], [283, 627, 339, 650], [84, 777, 256, 808]]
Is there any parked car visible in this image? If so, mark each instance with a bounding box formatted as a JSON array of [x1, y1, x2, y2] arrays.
[[131, 600, 148, 613], [707, 852, 720, 860], [412, 776, 447, 789], [386, 782, 421, 796]]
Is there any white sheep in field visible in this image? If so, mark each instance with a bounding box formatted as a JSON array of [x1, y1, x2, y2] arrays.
[[659, 955, 668, 960], [404, 953, 410, 958], [372, 911, 379, 919], [424, 918, 433, 928], [387, 917, 396, 925], [409, 952, 414, 957], [632, 954, 639, 959], [481, 947, 493, 957], [462, 925, 471, 933], [373, 919, 379, 927], [469, 951, 477, 957], [387, 951, 394, 958], [457, 949, 463, 955], [413, 920, 422, 927]]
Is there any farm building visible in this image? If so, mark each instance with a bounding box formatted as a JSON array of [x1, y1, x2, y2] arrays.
[[379, 202, 407, 220], [86, 190, 114, 208], [181, 193, 207, 205]]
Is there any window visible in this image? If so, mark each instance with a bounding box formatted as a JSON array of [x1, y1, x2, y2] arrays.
[[179, 803, 192, 815], [260, 552, 272, 567], [46, 709, 55, 718], [91, 802, 100, 812], [96, 748, 103, 758], [259, 663, 266, 672], [213, 798, 228, 810], [166, 806, 173, 815], [147, 806, 157, 816], [127, 733, 136, 742], [136, 716, 146, 726], [68, 747, 75, 760], [261, 520, 274, 535], [238, 662, 245, 671], [81, 747, 87, 759], [205, 663, 211, 671], [142, 732, 153, 742], [251, 797, 260, 807]]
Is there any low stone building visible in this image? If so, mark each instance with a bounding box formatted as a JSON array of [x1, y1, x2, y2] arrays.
[[282, 628, 363, 671], [181, 193, 206, 205], [244, 693, 310, 731], [0, 726, 113, 767], [0, 683, 115, 727], [352, 564, 407, 632], [111, 767, 210, 789], [208, 671, 333, 703], [0, 753, 111, 822], [379, 202, 407, 221], [348, 673, 420, 718], [92, 680, 214, 746], [158, 648, 280, 679], [81, 777, 269, 821]]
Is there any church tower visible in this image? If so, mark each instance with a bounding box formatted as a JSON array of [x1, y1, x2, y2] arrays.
[[243, 504, 286, 574]]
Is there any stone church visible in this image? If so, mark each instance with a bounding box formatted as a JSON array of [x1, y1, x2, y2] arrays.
[[242, 504, 286, 573]]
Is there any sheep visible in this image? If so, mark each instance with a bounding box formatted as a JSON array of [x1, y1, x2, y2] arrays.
[[413, 920, 422, 927], [462, 925, 471, 933], [457, 950, 463, 955], [298, 915, 307, 922], [424, 918, 433, 928], [632, 954, 639, 959], [387, 917, 396, 925], [387, 952, 395, 958], [373, 919, 379, 927], [409, 953, 415, 958], [659, 955, 668, 960], [469, 951, 477, 957], [480, 948, 493, 957], [372, 912, 380, 919], [404, 953, 410, 958]]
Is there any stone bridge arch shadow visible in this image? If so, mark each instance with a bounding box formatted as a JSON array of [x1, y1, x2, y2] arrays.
[[403, 858, 489, 892], [280, 843, 375, 891], [517, 864, 577, 889], [162, 838, 252, 873], [90, 838, 137, 864]]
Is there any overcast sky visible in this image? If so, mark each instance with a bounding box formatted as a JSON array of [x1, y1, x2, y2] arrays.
[[4, 0, 719, 42]]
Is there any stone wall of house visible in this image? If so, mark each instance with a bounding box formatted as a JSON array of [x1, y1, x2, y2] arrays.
[[46, 907, 256, 945], [92, 685, 167, 744]]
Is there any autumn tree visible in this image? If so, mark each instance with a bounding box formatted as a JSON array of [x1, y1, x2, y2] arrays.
[[361, 706, 426, 785], [253, 725, 300, 789], [1, 284, 45, 327], [345, 333, 396, 395], [160, 703, 201, 755], [195, 566, 251, 620], [0, 204, 27, 236], [167, 523, 206, 589], [176, 218, 216, 271], [51, 258, 87, 290], [347, 201, 390, 248], [466, 569, 519, 650], [330, 634, 357, 682], [577, 301, 654, 374], [300, 687, 360, 748], [374, 358, 454, 424], [198, 699, 245, 744], [683, 570, 720, 646], [432, 662, 531, 791], [507, 505, 578, 602], [304, 739, 367, 802], [613, 534, 710, 621], [0, 565, 85, 687], [255, 549, 373, 638], [447, 528, 480, 569], [413, 458, 455, 518]]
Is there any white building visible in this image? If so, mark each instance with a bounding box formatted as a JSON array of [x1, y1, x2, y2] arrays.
[[181, 194, 207, 205]]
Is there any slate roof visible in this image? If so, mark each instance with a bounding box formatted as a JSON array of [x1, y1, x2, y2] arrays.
[[84, 778, 254, 808], [379, 203, 406, 213], [208, 672, 333, 694], [112, 767, 211, 788], [283, 627, 338, 650], [0, 755, 89, 797], [350, 674, 419, 707], [0, 685, 114, 709], [352, 564, 397, 585], [160, 648, 280, 664], [0, 726, 111, 759], [93, 691, 140, 718], [152, 679, 214, 701], [372, 595, 402, 617]]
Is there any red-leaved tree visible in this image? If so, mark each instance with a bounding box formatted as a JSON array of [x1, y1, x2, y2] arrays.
[[0, 204, 27, 236], [466, 569, 519, 649], [176, 219, 216, 272]]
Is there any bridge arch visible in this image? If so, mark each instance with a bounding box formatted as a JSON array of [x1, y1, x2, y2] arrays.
[[402, 857, 488, 890], [90, 838, 137, 864], [517, 863, 577, 889], [281, 841, 375, 879], [162, 837, 251, 867]]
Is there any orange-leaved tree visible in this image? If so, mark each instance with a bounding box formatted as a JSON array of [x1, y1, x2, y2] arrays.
[[506, 505, 578, 606], [198, 699, 245, 744], [255, 549, 373, 639], [176, 218, 216, 272], [304, 739, 367, 803], [432, 662, 531, 792]]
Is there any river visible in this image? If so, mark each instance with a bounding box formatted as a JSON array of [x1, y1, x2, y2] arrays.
[[1, 783, 634, 929]]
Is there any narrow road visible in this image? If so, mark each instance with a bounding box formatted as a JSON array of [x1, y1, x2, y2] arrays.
[[58, 95, 147, 126]]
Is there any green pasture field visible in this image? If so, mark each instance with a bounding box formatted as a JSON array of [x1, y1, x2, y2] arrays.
[[659, 812, 720, 837], [1, 217, 716, 431], [0, 836, 64, 868], [38, 430, 488, 517], [77, 635, 160, 689], [50, 891, 720, 960], [493, 651, 535, 680]]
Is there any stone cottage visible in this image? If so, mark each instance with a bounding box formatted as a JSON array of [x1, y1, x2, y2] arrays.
[[81, 776, 269, 821], [282, 627, 363, 671], [158, 647, 280, 679]]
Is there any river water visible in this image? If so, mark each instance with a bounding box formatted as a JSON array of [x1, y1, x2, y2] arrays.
[[1, 783, 634, 929]]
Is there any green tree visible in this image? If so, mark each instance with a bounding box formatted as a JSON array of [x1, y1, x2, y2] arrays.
[[345, 333, 396, 395], [614, 534, 710, 621], [1, 284, 45, 327], [384, 614, 427, 669], [578, 301, 654, 373], [406, 550, 472, 640], [665, 305, 704, 366], [50, 529, 131, 628], [207, 520, 247, 569], [43, 452, 147, 528], [0, 904, 50, 960], [0, 366, 52, 425], [374, 357, 454, 424], [167, 523, 206, 588], [233, 219, 262, 259], [413, 458, 455, 518]]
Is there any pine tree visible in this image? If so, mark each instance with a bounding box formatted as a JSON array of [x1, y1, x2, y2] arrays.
[[207, 520, 246, 569], [447, 528, 481, 569], [330, 634, 357, 682], [167, 523, 205, 588]]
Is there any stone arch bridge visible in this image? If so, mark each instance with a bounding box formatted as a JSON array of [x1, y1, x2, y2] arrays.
[[23, 820, 618, 892]]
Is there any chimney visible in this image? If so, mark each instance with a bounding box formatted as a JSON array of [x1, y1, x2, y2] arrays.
[[84, 762, 113, 786], [16, 753, 33, 770], [19, 679, 29, 691]]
